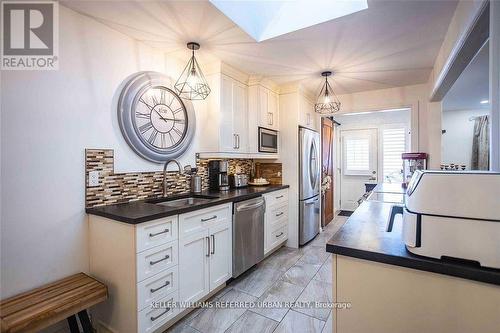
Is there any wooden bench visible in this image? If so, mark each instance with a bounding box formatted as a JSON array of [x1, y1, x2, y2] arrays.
[[0, 273, 108, 333]]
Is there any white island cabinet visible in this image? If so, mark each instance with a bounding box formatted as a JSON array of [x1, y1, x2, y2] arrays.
[[88, 202, 232, 333]]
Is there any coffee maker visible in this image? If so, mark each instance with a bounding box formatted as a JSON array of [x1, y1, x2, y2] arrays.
[[208, 160, 230, 191]]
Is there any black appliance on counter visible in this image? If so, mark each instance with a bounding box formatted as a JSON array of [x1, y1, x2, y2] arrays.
[[208, 160, 230, 191]]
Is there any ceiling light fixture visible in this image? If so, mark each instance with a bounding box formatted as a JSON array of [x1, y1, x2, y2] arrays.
[[315, 71, 341, 114], [480, 99, 489, 104], [174, 42, 211, 100]]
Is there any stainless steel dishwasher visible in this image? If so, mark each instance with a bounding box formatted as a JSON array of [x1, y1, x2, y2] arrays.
[[232, 196, 265, 278]]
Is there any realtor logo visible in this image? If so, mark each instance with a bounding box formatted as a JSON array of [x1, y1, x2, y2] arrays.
[[1, 1, 59, 70]]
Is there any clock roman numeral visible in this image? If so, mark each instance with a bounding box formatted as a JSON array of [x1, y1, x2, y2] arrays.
[[172, 107, 183, 115], [148, 129, 158, 145], [139, 122, 153, 134], [160, 89, 166, 105], [160, 133, 167, 148], [135, 111, 150, 119], [172, 126, 183, 137]]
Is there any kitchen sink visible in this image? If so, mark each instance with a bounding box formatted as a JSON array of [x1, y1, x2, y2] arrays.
[[148, 195, 219, 208]]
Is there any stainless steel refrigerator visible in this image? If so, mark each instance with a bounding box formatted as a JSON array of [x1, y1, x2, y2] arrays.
[[299, 127, 321, 245]]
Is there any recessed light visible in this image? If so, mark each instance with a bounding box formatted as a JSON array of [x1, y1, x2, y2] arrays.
[[480, 100, 489, 104]]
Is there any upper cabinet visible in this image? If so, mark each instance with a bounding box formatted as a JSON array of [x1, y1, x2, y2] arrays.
[[249, 85, 279, 131], [200, 69, 249, 155], [298, 95, 317, 130], [198, 63, 280, 158], [219, 75, 248, 153]]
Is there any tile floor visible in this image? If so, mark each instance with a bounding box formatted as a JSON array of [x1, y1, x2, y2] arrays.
[[166, 216, 348, 333]]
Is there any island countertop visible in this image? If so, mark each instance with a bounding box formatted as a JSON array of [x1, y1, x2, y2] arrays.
[[86, 184, 289, 224], [326, 200, 500, 286]]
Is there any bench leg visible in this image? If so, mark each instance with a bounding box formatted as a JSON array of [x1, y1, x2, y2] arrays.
[[77, 310, 93, 333], [67, 315, 80, 333]]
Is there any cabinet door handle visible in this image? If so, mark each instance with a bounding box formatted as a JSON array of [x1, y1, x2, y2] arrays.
[[236, 134, 240, 149], [276, 195, 284, 199], [201, 215, 217, 222], [211, 234, 215, 254], [276, 232, 284, 238], [150, 280, 170, 293], [149, 229, 169, 238], [268, 112, 273, 125], [276, 212, 284, 217], [149, 254, 169, 266], [233, 134, 237, 149], [150, 308, 170, 322], [206, 236, 210, 257]]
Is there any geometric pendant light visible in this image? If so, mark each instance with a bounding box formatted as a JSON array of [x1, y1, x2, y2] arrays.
[[174, 42, 211, 100], [314, 71, 341, 114]]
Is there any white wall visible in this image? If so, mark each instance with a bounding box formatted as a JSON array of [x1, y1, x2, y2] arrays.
[[0, 5, 201, 299], [441, 109, 489, 167]]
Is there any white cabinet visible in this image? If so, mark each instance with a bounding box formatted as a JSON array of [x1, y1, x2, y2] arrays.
[[249, 85, 279, 131], [208, 222, 232, 290], [263, 189, 289, 255], [248, 85, 280, 154], [179, 229, 210, 303], [299, 95, 317, 130], [88, 216, 181, 333], [204, 74, 248, 154], [178, 203, 232, 302]]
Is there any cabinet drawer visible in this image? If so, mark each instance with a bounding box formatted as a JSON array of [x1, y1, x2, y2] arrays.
[[136, 217, 178, 253], [267, 224, 287, 252], [137, 240, 178, 282], [137, 266, 178, 311], [267, 202, 288, 228], [264, 189, 288, 208], [179, 204, 231, 238], [138, 290, 179, 333]]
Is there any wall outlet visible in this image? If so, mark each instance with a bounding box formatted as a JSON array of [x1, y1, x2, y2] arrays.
[[88, 171, 100, 187]]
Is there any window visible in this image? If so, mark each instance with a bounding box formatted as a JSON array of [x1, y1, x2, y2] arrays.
[[382, 128, 406, 182], [344, 137, 370, 174]]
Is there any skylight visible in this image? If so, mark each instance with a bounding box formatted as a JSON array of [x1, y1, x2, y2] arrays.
[[210, 0, 368, 42]]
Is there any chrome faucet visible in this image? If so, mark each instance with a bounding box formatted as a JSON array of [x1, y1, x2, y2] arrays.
[[163, 159, 183, 196]]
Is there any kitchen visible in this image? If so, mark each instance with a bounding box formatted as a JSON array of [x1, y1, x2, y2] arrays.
[[1, 1, 499, 333]]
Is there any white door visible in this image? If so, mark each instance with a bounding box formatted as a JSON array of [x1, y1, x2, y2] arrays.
[[233, 81, 248, 152], [219, 75, 236, 152], [179, 229, 210, 302], [340, 129, 378, 211], [208, 222, 232, 290], [267, 90, 279, 130]]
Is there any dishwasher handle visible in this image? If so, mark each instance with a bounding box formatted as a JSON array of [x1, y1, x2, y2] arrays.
[[235, 198, 265, 212]]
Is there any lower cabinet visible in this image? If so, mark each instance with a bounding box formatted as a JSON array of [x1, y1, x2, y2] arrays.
[[179, 229, 210, 303], [88, 203, 232, 333], [263, 189, 289, 255], [179, 203, 232, 302]]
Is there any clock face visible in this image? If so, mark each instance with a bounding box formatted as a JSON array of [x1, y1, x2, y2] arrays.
[[134, 86, 187, 149], [118, 72, 196, 163]]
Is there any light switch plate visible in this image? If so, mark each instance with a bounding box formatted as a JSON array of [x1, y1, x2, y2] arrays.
[[88, 171, 100, 187]]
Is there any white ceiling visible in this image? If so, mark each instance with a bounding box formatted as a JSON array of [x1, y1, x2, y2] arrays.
[[62, 0, 457, 96], [443, 42, 490, 112]]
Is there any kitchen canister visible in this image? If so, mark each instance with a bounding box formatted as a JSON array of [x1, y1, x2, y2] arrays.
[[191, 174, 202, 193]]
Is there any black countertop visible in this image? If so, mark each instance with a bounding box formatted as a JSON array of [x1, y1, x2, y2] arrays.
[[326, 200, 500, 286], [86, 185, 289, 224]]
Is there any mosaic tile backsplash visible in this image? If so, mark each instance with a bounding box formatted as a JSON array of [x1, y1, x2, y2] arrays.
[[85, 149, 254, 208]]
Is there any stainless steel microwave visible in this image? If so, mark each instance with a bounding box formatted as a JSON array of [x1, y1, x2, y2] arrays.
[[258, 127, 278, 153]]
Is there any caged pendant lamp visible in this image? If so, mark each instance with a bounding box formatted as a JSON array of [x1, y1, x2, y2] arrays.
[[174, 42, 211, 100], [314, 71, 341, 114]]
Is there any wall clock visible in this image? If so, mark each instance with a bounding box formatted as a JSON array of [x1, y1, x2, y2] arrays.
[[118, 71, 196, 163]]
